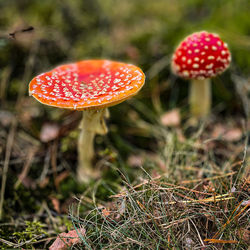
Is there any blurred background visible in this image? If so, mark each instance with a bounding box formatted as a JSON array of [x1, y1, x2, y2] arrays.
[[0, 0, 249, 115], [0, 0, 249, 248]]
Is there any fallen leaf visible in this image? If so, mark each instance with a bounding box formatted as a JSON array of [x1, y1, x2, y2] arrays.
[[223, 128, 242, 141], [211, 124, 225, 138], [49, 196, 60, 213], [40, 123, 60, 143], [101, 207, 111, 217], [160, 109, 180, 127], [212, 124, 243, 142], [49, 228, 85, 250], [240, 200, 250, 206]]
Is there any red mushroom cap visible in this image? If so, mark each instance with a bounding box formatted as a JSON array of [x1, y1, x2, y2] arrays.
[[29, 60, 145, 110], [171, 31, 231, 79]]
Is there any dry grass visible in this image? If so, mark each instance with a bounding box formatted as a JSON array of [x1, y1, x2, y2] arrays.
[[68, 117, 249, 249]]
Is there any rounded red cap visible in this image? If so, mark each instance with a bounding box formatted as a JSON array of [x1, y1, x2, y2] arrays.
[[29, 60, 145, 110], [171, 31, 231, 79]]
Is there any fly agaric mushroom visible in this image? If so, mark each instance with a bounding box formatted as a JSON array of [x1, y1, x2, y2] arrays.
[[171, 31, 231, 117], [29, 59, 145, 182]]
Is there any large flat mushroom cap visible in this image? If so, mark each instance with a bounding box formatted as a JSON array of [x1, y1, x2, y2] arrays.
[[29, 60, 145, 110]]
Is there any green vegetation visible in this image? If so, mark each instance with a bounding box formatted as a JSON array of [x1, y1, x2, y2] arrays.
[[0, 0, 249, 249]]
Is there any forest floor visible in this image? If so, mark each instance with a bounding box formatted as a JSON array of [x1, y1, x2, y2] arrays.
[[0, 0, 249, 249]]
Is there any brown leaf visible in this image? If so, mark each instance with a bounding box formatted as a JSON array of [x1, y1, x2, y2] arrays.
[[223, 128, 242, 141], [49, 196, 60, 213], [101, 207, 111, 217], [40, 123, 60, 143], [49, 228, 86, 250], [211, 124, 225, 138], [240, 200, 250, 206], [160, 109, 180, 127], [212, 124, 243, 142]]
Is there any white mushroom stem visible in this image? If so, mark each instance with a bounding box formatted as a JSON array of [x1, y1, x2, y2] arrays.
[[77, 108, 108, 182], [189, 78, 211, 118]]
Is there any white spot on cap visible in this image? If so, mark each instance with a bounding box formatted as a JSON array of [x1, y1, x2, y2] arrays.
[[193, 64, 199, 68], [187, 59, 192, 64], [182, 56, 186, 62], [182, 71, 189, 77], [221, 50, 226, 55], [212, 46, 217, 51], [208, 56, 215, 60], [114, 79, 121, 83], [206, 63, 214, 69], [194, 57, 199, 62]]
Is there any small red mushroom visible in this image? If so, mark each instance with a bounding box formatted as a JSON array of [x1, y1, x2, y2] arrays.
[[29, 60, 145, 182], [171, 31, 231, 117]]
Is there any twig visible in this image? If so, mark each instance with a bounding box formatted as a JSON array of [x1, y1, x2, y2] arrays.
[[9, 26, 34, 39], [180, 171, 237, 184], [50, 140, 58, 190], [0, 118, 17, 220], [110, 179, 214, 198], [159, 194, 234, 205], [190, 218, 205, 247], [14, 147, 37, 189], [204, 239, 238, 244]]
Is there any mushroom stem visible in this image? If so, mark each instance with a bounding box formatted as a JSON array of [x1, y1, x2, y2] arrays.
[[77, 108, 108, 182], [189, 78, 211, 117]]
